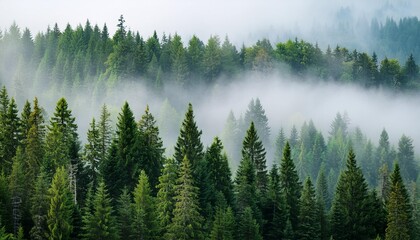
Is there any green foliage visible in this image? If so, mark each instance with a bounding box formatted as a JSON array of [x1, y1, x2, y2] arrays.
[[81, 181, 118, 240], [135, 105, 164, 195], [297, 177, 320, 240], [167, 156, 204, 240], [156, 158, 178, 236], [237, 207, 262, 240], [280, 142, 302, 233], [331, 149, 371, 240], [116, 188, 133, 240], [132, 170, 158, 240], [30, 170, 49, 240], [47, 166, 74, 240], [210, 204, 235, 240]]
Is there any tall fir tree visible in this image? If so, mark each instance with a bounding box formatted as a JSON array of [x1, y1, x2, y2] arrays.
[[263, 164, 288, 240], [81, 181, 118, 240], [280, 142, 302, 234], [82, 118, 101, 189], [98, 104, 112, 166], [131, 170, 159, 240], [167, 156, 203, 240], [210, 205, 235, 240], [135, 105, 164, 195], [19, 100, 31, 146], [156, 158, 178, 236], [116, 188, 133, 240], [331, 149, 371, 240], [205, 137, 234, 207], [237, 206, 263, 240], [386, 163, 413, 239], [30, 170, 49, 240], [241, 122, 268, 193], [296, 177, 320, 240], [47, 166, 74, 240]]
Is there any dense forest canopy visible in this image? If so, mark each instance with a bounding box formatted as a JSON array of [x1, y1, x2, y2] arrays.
[[0, 14, 419, 239]]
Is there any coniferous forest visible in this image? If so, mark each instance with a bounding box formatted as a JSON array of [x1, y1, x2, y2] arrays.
[[0, 14, 419, 240]]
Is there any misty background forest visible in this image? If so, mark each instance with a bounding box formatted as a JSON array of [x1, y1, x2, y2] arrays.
[[0, 0, 420, 239]]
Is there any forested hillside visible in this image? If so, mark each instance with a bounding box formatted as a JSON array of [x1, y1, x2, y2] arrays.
[[0, 16, 420, 239], [1, 16, 420, 109], [0, 84, 417, 239]]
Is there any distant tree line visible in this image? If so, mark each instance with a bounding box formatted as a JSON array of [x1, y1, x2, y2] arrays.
[[0, 85, 418, 239], [1, 15, 420, 107]]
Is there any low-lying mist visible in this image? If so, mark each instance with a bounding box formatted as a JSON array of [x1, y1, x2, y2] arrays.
[[40, 72, 420, 160]]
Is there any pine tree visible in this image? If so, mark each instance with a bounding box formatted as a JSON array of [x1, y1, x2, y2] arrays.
[[81, 181, 118, 240], [25, 97, 45, 182], [242, 122, 268, 192], [131, 170, 158, 240], [237, 207, 263, 240], [167, 156, 203, 240], [173, 103, 209, 218], [331, 149, 370, 240], [116, 188, 133, 240], [47, 166, 74, 240], [274, 127, 286, 164], [296, 177, 320, 240], [1, 97, 21, 173], [98, 104, 112, 165], [386, 163, 413, 239], [82, 118, 101, 188], [114, 101, 138, 191], [280, 142, 301, 233], [205, 137, 234, 207], [19, 100, 31, 145], [210, 206, 235, 240], [397, 135, 418, 181], [156, 158, 178, 236], [386, 182, 411, 240], [135, 105, 164, 195], [264, 164, 288, 240], [244, 98, 270, 149], [30, 170, 49, 240]]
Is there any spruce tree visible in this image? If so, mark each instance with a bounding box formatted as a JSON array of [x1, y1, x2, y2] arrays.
[[30, 170, 49, 240], [397, 135, 418, 181], [242, 122, 268, 192], [0, 97, 21, 173], [116, 188, 133, 240], [237, 207, 263, 240], [296, 177, 320, 240], [47, 166, 74, 240], [25, 97, 45, 183], [264, 164, 288, 240], [82, 118, 101, 188], [81, 181, 118, 240], [167, 156, 203, 240], [280, 142, 301, 233], [244, 98, 270, 149], [331, 149, 370, 240], [19, 100, 31, 146], [131, 170, 158, 240], [210, 206, 235, 240], [98, 104, 112, 165], [274, 127, 286, 164], [114, 101, 138, 191], [156, 158, 178, 236], [205, 137, 233, 207], [386, 163, 413, 239], [135, 105, 164, 195]]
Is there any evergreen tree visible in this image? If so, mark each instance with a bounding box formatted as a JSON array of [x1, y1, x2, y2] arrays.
[[131, 170, 158, 240], [331, 149, 370, 240], [81, 181, 118, 240], [244, 98, 270, 149], [274, 127, 286, 164], [205, 137, 234, 206], [296, 177, 320, 240], [210, 205, 235, 240], [242, 122, 268, 192], [83, 118, 101, 188], [116, 188, 133, 240], [397, 135, 418, 181], [264, 164, 288, 240], [167, 156, 203, 240], [47, 166, 74, 240], [237, 207, 263, 240], [114, 101, 138, 191], [387, 163, 414, 239], [280, 142, 301, 233], [0, 97, 21, 173], [135, 105, 164, 195], [30, 170, 49, 240], [25, 97, 45, 182], [234, 155, 259, 223], [156, 158, 178, 236], [98, 104, 112, 165], [19, 100, 31, 145]]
